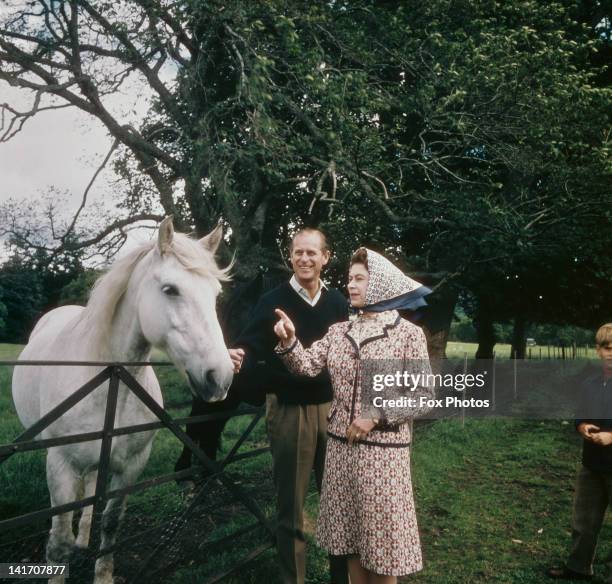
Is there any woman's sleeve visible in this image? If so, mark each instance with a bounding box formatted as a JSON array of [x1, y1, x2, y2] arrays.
[[274, 329, 332, 378], [381, 326, 435, 425]]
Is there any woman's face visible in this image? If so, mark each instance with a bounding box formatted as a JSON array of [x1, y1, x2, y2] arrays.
[[347, 263, 369, 308]]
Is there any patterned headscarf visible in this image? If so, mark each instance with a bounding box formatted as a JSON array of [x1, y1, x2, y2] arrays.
[[357, 248, 432, 313]]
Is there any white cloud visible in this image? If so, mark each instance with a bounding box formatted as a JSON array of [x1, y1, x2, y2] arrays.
[[0, 87, 111, 205]]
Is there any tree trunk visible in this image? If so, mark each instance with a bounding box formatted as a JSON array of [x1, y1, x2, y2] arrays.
[[511, 315, 527, 359], [421, 286, 459, 362], [475, 299, 496, 359]]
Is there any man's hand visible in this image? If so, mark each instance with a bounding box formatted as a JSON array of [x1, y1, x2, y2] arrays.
[[346, 418, 377, 446], [577, 422, 600, 441], [228, 348, 245, 374], [591, 431, 612, 447], [274, 309, 296, 348]]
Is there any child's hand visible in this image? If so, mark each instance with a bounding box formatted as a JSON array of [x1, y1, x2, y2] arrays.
[[590, 431, 612, 447], [577, 423, 600, 441]]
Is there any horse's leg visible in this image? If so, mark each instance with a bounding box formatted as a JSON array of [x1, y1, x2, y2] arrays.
[[195, 384, 244, 461], [93, 445, 151, 584], [175, 397, 227, 491], [75, 470, 98, 548], [92, 492, 126, 584], [45, 449, 78, 584]]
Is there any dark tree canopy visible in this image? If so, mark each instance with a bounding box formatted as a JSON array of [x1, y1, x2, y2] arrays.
[[1, 0, 610, 347]]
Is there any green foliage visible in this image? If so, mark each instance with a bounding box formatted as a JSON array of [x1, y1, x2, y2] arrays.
[[0, 247, 88, 342], [449, 316, 478, 343], [528, 323, 595, 346], [58, 269, 101, 306], [0, 257, 44, 343], [0, 296, 7, 333], [1, 0, 610, 336]]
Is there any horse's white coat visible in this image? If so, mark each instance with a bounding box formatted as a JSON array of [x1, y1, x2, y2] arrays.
[[11, 218, 233, 584]]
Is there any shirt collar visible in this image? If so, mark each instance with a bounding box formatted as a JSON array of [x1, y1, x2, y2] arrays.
[[289, 274, 327, 306]]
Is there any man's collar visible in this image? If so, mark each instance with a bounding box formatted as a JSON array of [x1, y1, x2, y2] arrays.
[[289, 274, 327, 306], [290, 274, 327, 293]]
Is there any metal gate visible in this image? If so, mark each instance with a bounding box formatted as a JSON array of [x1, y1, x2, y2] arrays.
[[0, 360, 275, 583]]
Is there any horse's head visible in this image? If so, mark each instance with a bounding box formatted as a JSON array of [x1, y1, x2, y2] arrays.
[[137, 217, 234, 402]]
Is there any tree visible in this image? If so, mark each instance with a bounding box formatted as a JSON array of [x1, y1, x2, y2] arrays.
[[0, 256, 44, 342], [1, 1, 610, 352]]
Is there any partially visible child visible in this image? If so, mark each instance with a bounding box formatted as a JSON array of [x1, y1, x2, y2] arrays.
[[548, 323, 612, 581]]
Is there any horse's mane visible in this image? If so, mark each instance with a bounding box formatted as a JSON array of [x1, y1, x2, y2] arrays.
[[76, 233, 231, 357]]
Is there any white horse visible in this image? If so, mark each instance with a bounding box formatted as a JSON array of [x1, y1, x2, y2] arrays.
[[11, 217, 234, 584]]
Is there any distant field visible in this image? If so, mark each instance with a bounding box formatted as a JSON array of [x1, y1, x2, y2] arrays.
[[0, 344, 22, 360], [446, 341, 598, 360], [0, 342, 608, 583]]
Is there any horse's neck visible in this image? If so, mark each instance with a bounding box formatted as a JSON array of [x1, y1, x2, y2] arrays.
[[107, 287, 152, 366]]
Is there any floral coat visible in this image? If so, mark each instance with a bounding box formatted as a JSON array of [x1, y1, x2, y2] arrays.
[[277, 309, 434, 447]]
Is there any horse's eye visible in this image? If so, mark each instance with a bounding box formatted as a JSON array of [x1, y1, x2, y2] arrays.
[[162, 284, 180, 296]]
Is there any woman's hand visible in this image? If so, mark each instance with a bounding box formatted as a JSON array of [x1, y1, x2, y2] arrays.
[[274, 309, 296, 348], [346, 417, 377, 445]]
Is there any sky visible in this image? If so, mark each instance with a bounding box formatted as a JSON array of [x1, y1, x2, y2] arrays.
[[1, 86, 110, 201], [0, 1, 188, 264], [0, 80, 158, 260], [0, 0, 140, 228]]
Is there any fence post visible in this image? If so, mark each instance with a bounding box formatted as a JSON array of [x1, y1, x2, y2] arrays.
[[491, 352, 496, 413], [88, 366, 120, 568], [513, 350, 518, 400], [462, 352, 468, 428]]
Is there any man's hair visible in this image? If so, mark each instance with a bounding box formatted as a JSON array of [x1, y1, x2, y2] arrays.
[[289, 228, 329, 253], [350, 247, 369, 270], [595, 323, 612, 347]]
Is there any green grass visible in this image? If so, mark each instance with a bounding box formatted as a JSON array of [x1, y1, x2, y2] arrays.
[[1, 344, 610, 583], [410, 419, 600, 583]]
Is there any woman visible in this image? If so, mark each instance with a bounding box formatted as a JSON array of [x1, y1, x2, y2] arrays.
[[273, 247, 434, 584]]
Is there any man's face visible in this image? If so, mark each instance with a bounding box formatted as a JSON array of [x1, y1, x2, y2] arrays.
[[290, 232, 330, 285], [596, 342, 612, 374]]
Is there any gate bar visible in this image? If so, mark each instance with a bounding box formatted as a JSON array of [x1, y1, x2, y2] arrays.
[[0, 367, 112, 465], [88, 366, 121, 556], [116, 367, 274, 538]]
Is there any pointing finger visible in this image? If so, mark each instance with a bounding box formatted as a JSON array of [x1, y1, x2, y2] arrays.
[[275, 308, 290, 324]]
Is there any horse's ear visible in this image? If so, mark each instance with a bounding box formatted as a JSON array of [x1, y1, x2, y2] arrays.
[[200, 222, 223, 254], [157, 216, 174, 255]]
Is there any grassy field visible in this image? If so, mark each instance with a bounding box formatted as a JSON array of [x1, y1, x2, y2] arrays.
[[0, 343, 609, 583]]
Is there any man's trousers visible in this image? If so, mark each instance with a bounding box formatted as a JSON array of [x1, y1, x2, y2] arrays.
[[266, 394, 347, 584]]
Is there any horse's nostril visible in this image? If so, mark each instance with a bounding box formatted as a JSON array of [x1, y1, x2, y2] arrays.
[[206, 369, 216, 386]]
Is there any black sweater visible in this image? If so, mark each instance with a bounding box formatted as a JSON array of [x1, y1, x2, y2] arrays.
[[575, 371, 612, 473], [235, 281, 348, 404]]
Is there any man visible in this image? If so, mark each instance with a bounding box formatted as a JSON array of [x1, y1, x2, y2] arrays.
[[548, 323, 612, 581], [230, 228, 348, 584]]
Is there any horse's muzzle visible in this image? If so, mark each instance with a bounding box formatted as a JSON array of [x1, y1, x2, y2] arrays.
[[187, 369, 232, 402]]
